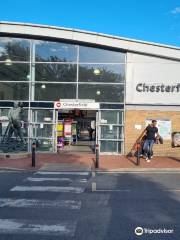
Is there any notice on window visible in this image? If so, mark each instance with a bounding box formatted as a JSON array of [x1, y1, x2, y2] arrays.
[[145, 119, 171, 140], [64, 123, 72, 137]]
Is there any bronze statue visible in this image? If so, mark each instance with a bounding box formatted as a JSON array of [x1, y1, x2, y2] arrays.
[[6, 101, 25, 144], [1, 102, 26, 152]]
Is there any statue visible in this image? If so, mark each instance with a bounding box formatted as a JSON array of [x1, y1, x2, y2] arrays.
[[1, 102, 26, 152]]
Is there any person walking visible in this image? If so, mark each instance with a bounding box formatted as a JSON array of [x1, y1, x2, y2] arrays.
[[142, 120, 159, 162]]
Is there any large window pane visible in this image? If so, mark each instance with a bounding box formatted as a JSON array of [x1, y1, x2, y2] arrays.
[[35, 64, 77, 82], [35, 41, 77, 62], [79, 46, 125, 63], [79, 64, 125, 83], [101, 111, 117, 124], [0, 82, 29, 100], [100, 141, 117, 152], [0, 37, 30, 61], [35, 83, 76, 101], [35, 139, 53, 152], [100, 126, 123, 139], [32, 109, 53, 122], [32, 124, 53, 138], [0, 63, 30, 81], [101, 110, 123, 124], [78, 84, 124, 102]]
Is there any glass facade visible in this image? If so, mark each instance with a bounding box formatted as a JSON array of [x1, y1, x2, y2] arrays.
[[0, 82, 29, 100], [35, 64, 77, 82], [78, 84, 124, 102], [99, 110, 124, 154], [35, 41, 77, 62], [35, 83, 76, 101], [0, 37, 30, 61], [79, 64, 125, 83], [0, 36, 126, 154]]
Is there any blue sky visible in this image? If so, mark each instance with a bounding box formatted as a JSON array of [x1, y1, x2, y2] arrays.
[[0, 0, 180, 46]]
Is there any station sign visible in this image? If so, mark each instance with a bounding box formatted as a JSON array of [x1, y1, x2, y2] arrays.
[[54, 100, 99, 110], [126, 53, 180, 105]]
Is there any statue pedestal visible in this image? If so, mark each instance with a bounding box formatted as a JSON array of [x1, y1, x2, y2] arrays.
[[0, 152, 30, 159]]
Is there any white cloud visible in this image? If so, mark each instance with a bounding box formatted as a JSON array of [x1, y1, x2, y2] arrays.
[[171, 7, 180, 14]]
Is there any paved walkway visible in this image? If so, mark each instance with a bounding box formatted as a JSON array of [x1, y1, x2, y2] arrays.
[[95, 155, 180, 171], [0, 153, 93, 171], [0, 152, 180, 171]]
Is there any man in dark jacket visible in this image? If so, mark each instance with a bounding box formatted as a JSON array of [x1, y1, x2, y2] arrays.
[[143, 120, 159, 162]]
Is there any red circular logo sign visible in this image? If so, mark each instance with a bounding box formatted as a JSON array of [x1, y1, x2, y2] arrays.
[[56, 102, 61, 108]]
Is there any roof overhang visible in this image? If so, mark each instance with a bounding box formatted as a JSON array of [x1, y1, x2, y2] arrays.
[[0, 21, 180, 60]]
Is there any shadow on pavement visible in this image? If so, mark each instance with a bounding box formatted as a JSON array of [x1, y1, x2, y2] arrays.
[[78, 172, 180, 240], [105, 173, 179, 240], [168, 157, 180, 164]]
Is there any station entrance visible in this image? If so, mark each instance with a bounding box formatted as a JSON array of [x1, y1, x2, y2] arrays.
[[55, 109, 97, 153], [53, 100, 124, 155], [53, 100, 99, 154]]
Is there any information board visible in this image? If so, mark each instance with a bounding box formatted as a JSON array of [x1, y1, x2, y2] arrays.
[[145, 119, 171, 140]]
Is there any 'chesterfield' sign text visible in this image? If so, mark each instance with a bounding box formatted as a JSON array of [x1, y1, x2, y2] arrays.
[[136, 83, 180, 93]]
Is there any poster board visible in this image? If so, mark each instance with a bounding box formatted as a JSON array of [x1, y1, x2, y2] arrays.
[[145, 119, 171, 140], [64, 121, 72, 142], [57, 122, 64, 137]]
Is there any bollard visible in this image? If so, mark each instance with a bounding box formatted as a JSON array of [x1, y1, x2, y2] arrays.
[[32, 141, 36, 167], [136, 141, 141, 166], [95, 144, 99, 168], [92, 182, 96, 192]]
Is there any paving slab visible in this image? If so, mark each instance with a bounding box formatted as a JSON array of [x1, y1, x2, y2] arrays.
[[40, 163, 91, 171]]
